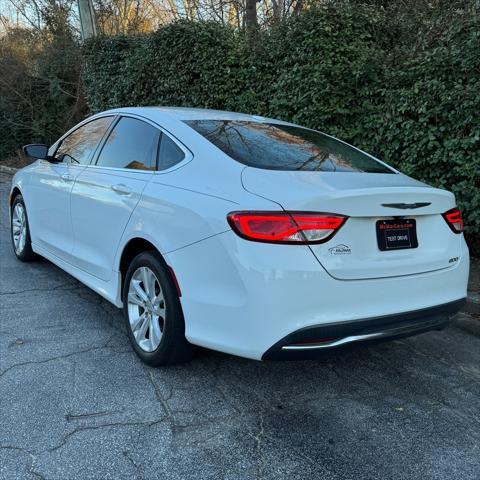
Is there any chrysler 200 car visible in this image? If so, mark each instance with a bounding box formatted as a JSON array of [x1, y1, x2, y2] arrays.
[[10, 107, 469, 365]]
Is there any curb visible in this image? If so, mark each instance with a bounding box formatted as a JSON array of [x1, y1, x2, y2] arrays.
[[1, 163, 478, 313]]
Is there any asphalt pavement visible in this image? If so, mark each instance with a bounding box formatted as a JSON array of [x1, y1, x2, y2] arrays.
[[0, 175, 479, 480]]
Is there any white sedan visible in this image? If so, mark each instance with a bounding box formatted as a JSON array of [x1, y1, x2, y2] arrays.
[[10, 107, 469, 365]]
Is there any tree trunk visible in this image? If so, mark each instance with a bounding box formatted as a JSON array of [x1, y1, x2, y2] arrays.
[[78, 0, 97, 40], [245, 0, 257, 29]]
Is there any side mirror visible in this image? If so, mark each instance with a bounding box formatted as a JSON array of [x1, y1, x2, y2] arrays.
[[23, 144, 49, 160]]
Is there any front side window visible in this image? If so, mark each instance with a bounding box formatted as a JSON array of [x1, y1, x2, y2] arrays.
[[96, 117, 159, 170], [158, 133, 185, 170], [185, 120, 394, 173], [55, 116, 113, 165]]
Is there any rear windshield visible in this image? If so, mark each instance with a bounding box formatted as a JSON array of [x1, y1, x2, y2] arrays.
[[185, 120, 394, 173]]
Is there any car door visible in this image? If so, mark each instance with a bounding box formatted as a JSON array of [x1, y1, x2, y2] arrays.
[[26, 116, 114, 262], [69, 115, 159, 281]]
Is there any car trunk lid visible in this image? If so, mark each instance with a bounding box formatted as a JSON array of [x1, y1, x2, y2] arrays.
[[241, 168, 461, 280]]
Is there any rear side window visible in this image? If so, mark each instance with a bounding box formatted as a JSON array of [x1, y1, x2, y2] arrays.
[[96, 117, 159, 170], [55, 116, 113, 165], [185, 120, 394, 173], [158, 133, 185, 170]]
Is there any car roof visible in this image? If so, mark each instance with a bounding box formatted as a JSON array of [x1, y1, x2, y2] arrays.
[[101, 106, 293, 125]]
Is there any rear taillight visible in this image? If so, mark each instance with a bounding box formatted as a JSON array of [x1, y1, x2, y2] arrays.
[[227, 211, 347, 244], [442, 208, 464, 234]]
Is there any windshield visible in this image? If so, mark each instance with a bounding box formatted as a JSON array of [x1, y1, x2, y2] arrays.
[[185, 120, 394, 173]]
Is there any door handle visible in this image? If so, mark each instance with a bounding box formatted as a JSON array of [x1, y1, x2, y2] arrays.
[[111, 184, 132, 195], [61, 173, 74, 182]]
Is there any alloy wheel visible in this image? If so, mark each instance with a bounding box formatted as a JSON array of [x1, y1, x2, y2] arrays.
[[127, 266, 166, 352], [12, 203, 27, 255]]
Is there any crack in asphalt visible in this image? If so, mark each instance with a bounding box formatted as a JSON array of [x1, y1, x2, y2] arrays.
[[0, 334, 122, 380], [65, 410, 124, 422], [0, 444, 45, 480], [122, 448, 142, 477], [3, 418, 168, 467], [253, 413, 266, 480], [206, 357, 244, 415], [0, 282, 80, 296], [145, 368, 176, 425], [143, 364, 245, 438], [45, 419, 167, 455]]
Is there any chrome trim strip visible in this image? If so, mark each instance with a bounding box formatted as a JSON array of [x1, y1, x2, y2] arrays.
[[282, 332, 384, 350], [81, 164, 157, 174], [281, 318, 446, 351]]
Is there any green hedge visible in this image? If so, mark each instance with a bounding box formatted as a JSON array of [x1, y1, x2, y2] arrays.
[[83, 5, 480, 242]]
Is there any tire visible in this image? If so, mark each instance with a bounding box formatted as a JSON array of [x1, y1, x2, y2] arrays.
[[122, 251, 194, 366], [11, 194, 36, 262]]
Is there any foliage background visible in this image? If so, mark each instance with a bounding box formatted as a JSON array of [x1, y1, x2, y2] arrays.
[[0, 3, 85, 158], [82, 4, 480, 246], [1, 2, 479, 250]]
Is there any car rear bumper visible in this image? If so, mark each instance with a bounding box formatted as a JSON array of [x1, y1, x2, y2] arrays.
[[262, 298, 465, 360], [166, 231, 469, 360]]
